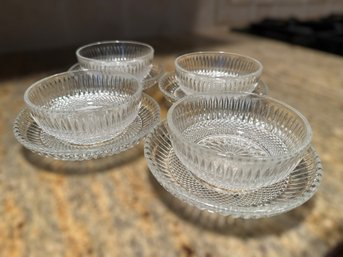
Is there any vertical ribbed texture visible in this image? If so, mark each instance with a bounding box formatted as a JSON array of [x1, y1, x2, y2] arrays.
[[159, 72, 269, 104], [167, 94, 312, 190], [175, 52, 262, 94], [77, 42, 154, 81], [25, 71, 142, 145]]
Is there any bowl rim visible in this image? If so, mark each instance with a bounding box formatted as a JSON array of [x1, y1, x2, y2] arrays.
[[167, 93, 312, 162], [24, 70, 142, 114], [175, 51, 263, 81], [76, 40, 154, 65]]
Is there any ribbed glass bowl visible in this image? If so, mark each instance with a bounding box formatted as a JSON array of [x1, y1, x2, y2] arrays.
[[159, 71, 269, 104], [76, 41, 154, 81], [24, 70, 142, 145], [175, 52, 263, 94], [167, 93, 312, 190]]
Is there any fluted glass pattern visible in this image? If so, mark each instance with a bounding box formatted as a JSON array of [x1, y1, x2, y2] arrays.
[[159, 72, 268, 104], [175, 52, 263, 94], [14, 94, 160, 161], [144, 121, 322, 218], [167, 93, 312, 190], [24, 70, 142, 145], [76, 41, 154, 81]]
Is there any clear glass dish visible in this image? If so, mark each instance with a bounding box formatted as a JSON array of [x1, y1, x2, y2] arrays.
[[167, 93, 312, 190], [175, 52, 263, 94], [76, 41, 154, 81], [144, 121, 322, 218], [68, 63, 162, 90], [24, 70, 142, 145], [14, 94, 160, 161], [159, 71, 268, 104]]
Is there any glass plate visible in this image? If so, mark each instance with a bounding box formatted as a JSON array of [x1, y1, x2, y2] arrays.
[[144, 121, 323, 219], [14, 94, 160, 161], [68, 63, 162, 90], [159, 72, 269, 104]]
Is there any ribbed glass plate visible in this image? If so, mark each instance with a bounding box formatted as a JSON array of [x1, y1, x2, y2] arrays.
[[68, 63, 162, 90], [144, 121, 323, 219], [159, 72, 269, 104], [14, 94, 160, 161]]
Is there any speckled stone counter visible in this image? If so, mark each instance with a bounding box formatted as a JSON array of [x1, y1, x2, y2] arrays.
[[1, 29, 342, 257]]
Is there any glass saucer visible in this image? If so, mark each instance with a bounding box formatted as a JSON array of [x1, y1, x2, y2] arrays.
[[68, 63, 162, 90], [159, 72, 269, 104], [14, 94, 160, 161], [144, 121, 323, 219]]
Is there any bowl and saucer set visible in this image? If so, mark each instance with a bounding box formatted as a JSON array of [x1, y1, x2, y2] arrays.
[[14, 41, 162, 161]]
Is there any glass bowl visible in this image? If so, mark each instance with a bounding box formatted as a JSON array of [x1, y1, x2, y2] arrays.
[[175, 52, 263, 94], [167, 93, 312, 190], [24, 70, 142, 145], [76, 41, 154, 81], [159, 71, 268, 104]]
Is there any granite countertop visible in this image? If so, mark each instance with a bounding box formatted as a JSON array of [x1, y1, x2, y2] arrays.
[[0, 29, 342, 257]]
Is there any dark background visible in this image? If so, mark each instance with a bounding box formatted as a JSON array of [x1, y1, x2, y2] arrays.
[[1, 0, 343, 54]]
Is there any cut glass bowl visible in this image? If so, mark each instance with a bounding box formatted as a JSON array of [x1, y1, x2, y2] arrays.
[[159, 71, 268, 104], [144, 121, 322, 218], [76, 41, 154, 81], [175, 51, 263, 94], [14, 94, 160, 161], [24, 70, 142, 145], [167, 93, 312, 190]]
